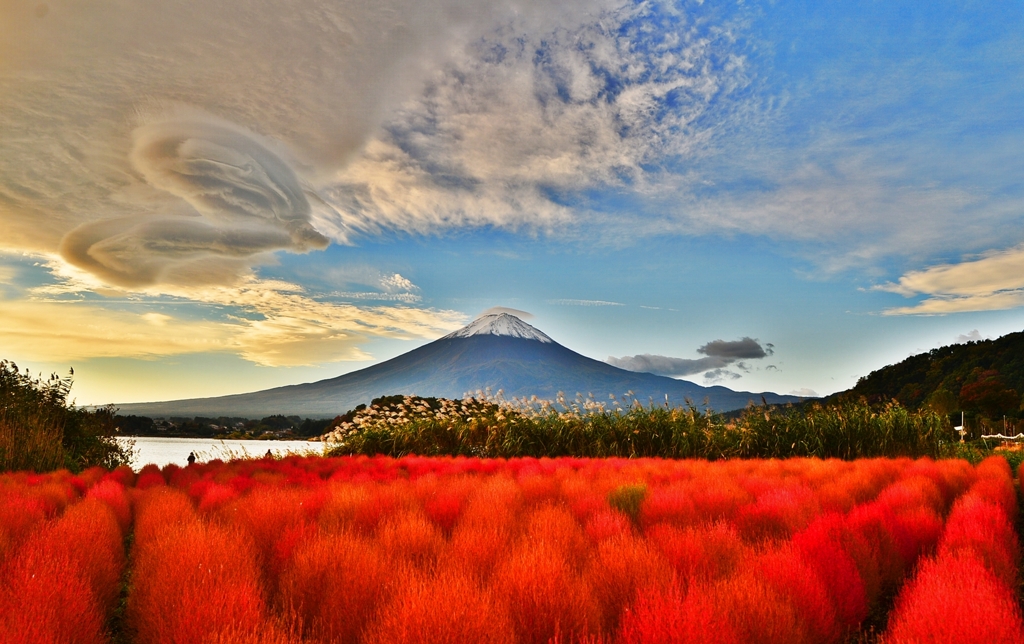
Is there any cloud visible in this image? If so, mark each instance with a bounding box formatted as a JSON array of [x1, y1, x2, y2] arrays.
[[698, 337, 773, 360], [329, 292, 423, 303], [479, 306, 534, 319], [878, 244, 1024, 315], [703, 368, 741, 383], [380, 273, 418, 293], [549, 299, 625, 307], [57, 110, 334, 288], [0, 265, 16, 285], [0, 0, 621, 288], [789, 388, 818, 397], [608, 336, 774, 378], [164, 279, 465, 366], [0, 299, 235, 362], [7, 266, 465, 367], [607, 354, 728, 376], [955, 330, 987, 344], [322, 1, 751, 240], [2, 0, 1023, 295]]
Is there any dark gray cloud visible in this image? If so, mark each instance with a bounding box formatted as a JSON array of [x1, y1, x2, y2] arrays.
[[703, 368, 741, 383], [698, 337, 773, 360], [607, 337, 774, 378]]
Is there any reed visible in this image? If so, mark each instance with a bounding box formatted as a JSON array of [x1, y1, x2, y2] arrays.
[[325, 395, 953, 460]]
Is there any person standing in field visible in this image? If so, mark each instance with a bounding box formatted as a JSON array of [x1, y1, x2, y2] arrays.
[[187, 452, 196, 465]]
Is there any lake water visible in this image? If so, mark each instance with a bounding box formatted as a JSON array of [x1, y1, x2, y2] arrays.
[[118, 436, 325, 469]]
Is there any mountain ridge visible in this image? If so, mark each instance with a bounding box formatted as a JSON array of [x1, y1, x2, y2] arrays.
[[116, 314, 807, 418]]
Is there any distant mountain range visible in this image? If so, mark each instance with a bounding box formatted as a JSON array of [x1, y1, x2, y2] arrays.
[[116, 312, 807, 418]]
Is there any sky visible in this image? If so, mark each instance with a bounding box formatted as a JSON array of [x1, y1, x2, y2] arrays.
[[2, 0, 1023, 406]]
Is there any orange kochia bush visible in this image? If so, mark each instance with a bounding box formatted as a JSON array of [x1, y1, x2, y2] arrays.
[[0, 454, 1016, 644]]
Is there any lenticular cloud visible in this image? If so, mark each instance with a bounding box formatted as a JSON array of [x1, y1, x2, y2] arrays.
[[130, 115, 323, 241], [59, 112, 330, 287]]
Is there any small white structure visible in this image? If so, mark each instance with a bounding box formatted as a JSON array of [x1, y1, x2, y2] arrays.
[[954, 412, 966, 442]]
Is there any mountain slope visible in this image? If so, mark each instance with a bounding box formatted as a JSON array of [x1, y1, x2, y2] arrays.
[[840, 329, 1024, 416], [116, 313, 805, 418]]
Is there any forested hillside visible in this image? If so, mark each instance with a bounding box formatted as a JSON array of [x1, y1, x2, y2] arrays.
[[843, 330, 1024, 421]]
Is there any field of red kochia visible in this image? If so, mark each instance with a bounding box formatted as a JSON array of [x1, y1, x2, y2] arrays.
[[1, 455, 1021, 644]]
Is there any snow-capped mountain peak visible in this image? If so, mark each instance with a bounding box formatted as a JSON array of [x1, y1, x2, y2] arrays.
[[442, 313, 554, 343]]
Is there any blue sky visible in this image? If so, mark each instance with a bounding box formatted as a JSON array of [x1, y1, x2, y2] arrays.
[[1, 0, 1023, 405]]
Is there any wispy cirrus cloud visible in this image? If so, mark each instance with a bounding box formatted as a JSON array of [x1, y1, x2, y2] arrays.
[[549, 299, 625, 307], [322, 1, 753, 242]]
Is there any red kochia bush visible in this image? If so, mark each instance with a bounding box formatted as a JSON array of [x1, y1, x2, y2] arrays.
[[2, 454, 1007, 644], [42, 498, 126, 612], [791, 514, 868, 631], [0, 547, 107, 644], [938, 494, 1020, 588], [645, 522, 747, 585], [753, 546, 838, 643], [277, 529, 390, 644], [127, 489, 272, 644], [619, 585, 740, 644], [706, 571, 816, 644], [884, 553, 1024, 644], [586, 533, 673, 634], [363, 568, 515, 644], [0, 496, 125, 644], [491, 506, 600, 644], [135, 463, 166, 489], [0, 492, 50, 558], [883, 456, 1023, 644], [86, 479, 132, 535]]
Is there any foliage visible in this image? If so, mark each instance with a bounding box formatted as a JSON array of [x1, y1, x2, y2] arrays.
[[846, 329, 1024, 420], [0, 361, 134, 472], [114, 413, 332, 439], [607, 483, 647, 525], [323, 394, 952, 460], [957, 370, 1020, 419]]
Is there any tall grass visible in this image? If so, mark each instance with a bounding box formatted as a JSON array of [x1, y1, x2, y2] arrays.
[[324, 395, 951, 460], [0, 362, 68, 472]]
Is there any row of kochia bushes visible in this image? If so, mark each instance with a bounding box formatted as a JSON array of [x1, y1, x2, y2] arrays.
[[1, 454, 1021, 643], [323, 394, 953, 460]]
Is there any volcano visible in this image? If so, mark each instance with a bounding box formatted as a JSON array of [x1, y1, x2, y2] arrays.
[[116, 312, 806, 418]]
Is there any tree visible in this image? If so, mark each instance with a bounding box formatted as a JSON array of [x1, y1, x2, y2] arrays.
[[1, 361, 134, 472], [959, 369, 1019, 420], [925, 388, 958, 416]]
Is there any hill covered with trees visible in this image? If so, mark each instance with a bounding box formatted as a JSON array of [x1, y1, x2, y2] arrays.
[[839, 330, 1024, 425]]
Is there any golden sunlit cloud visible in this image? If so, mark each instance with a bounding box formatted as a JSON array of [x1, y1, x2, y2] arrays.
[[0, 299, 233, 362], [4, 264, 465, 366], [879, 244, 1024, 315]]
